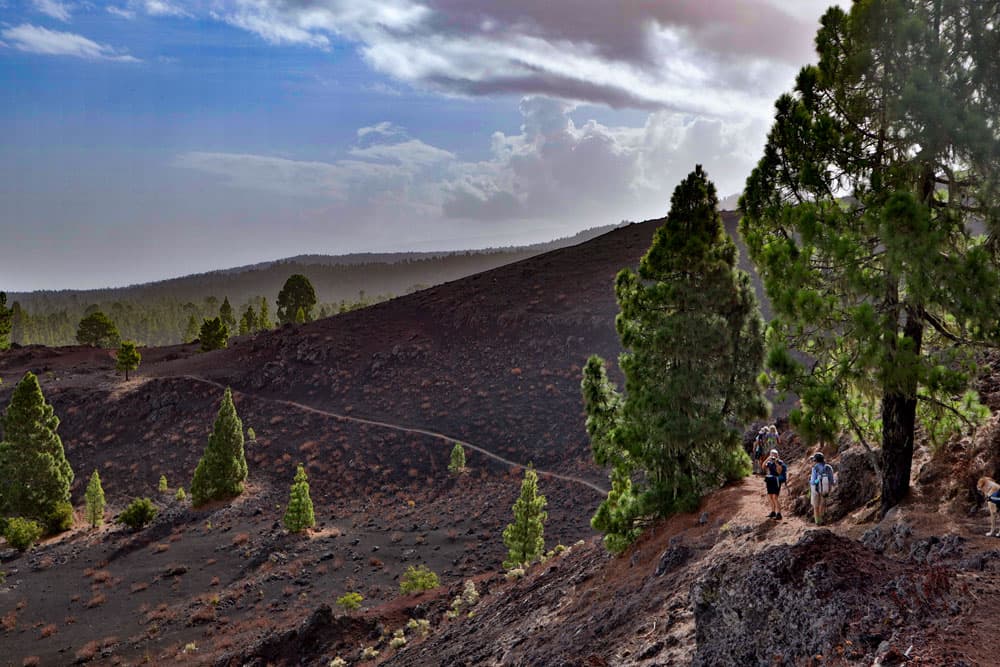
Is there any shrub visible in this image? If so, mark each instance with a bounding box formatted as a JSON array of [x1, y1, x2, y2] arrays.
[[44, 501, 74, 534], [175, 487, 187, 502], [406, 618, 430, 637], [328, 659, 347, 667], [336, 592, 363, 612], [118, 498, 157, 531], [360, 646, 379, 660], [399, 564, 439, 594], [505, 567, 525, 581], [461, 580, 479, 606], [4, 518, 42, 551], [158, 475, 168, 493], [389, 629, 406, 649]]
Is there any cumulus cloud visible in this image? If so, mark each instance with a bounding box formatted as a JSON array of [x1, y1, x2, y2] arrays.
[[206, 0, 838, 114], [32, 0, 72, 22], [176, 96, 764, 232], [106, 0, 189, 20], [1, 23, 140, 61]]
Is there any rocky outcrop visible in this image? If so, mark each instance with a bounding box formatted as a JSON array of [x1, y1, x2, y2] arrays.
[[691, 530, 956, 666]]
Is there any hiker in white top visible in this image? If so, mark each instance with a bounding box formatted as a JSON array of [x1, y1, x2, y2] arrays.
[[809, 452, 836, 525]]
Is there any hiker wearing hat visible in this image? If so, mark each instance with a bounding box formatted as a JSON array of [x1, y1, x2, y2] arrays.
[[809, 452, 836, 525], [763, 448, 787, 519]]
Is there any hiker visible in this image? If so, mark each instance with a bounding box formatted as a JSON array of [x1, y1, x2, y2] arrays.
[[810, 452, 836, 525], [752, 428, 766, 474], [763, 449, 786, 519]]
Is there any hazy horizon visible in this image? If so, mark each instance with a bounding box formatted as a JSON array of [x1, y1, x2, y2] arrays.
[[2, 0, 841, 292]]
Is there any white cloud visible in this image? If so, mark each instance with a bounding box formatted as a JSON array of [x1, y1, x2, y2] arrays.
[[176, 97, 765, 231], [1, 23, 140, 61], [107, 5, 136, 19], [143, 0, 190, 17], [32, 0, 72, 22], [206, 0, 842, 115]]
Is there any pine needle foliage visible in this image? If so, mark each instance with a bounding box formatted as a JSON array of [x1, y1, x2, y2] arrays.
[[283, 464, 316, 532], [448, 442, 466, 473], [0, 372, 75, 531], [115, 341, 141, 381], [190, 388, 248, 507], [582, 166, 766, 552], [740, 1, 1000, 515], [502, 467, 547, 569], [85, 470, 105, 528]]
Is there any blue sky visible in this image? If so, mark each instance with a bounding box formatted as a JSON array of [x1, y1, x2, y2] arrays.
[[1, 0, 839, 291]]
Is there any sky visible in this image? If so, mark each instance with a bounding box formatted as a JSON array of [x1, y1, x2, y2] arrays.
[[0, 0, 843, 291]]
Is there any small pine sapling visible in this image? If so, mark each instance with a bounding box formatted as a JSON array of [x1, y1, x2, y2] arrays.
[[84, 470, 105, 528], [190, 387, 248, 506], [175, 487, 187, 501], [158, 475, 168, 493], [283, 464, 316, 533], [448, 442, 466, 474], [502, 467, 547, 569], [336, 592, 363, 612]]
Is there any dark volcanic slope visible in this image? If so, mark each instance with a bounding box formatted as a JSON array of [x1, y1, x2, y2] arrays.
[[150, 217, 677, 481]]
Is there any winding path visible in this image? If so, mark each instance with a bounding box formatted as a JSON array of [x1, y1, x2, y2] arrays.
[[178, 375, 609, 496]]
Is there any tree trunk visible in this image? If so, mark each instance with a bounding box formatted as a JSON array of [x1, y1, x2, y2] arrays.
[[880, 390, 916, 516], [879, 312, 923, 517]]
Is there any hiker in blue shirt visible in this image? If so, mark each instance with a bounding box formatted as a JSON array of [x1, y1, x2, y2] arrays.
[[809, 452, 836, 525]]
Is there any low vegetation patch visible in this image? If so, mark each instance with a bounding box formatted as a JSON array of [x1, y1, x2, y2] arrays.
[[399, 565, 439, 594]]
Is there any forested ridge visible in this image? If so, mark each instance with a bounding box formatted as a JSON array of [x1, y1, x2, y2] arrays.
[[5, 225, 621, 347]]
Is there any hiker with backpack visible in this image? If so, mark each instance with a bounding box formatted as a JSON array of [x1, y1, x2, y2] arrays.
[[752, 428, 766, 474], [763, 448, 787, 519], [810, 452, 836, 525]]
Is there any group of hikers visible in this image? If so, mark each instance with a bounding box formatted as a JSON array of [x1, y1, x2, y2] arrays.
[[750, 425, 837, 525]]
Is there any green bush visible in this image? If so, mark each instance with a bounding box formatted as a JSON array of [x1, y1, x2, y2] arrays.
[[118, 498, 157, 530], [399, 564, 439, 594], [336, 592, 363, 612], [175, 487, 187, 501], [45, 501, 75, 534], [5, 517, 43, 551]]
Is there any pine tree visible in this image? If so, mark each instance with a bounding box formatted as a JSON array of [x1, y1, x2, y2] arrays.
[[76, 311, 120, 348], [294, 306, 306, 325], [116, 340, 141, 381], [502, 467, 547, 569], [158, 475, 168, 493], [0, 292, 12, 350], [258, 298, 273, 331], [583, 167, 766, 551], [277, 274, 317, 325], [0, 372, 75, 529], [239, 305, 257, 336], [741, 1, 1000, 516], [283, 464, 315, 532], [183, 315, 200, 344], [448, 442, 466, 474], [190, 387, 248, 506], [85, 469, 105, 528], [218, 297, 236, 333], [199, 317, 228, 352]]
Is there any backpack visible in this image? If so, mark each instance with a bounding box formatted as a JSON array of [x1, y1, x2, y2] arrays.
[[777, 461, 787, 485], [817, 464, 835, 495]]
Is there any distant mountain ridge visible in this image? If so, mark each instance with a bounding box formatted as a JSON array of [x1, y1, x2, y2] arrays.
[[10, 223, 625, 307]]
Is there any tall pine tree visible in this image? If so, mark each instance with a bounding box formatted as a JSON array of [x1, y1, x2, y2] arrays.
[[283, 464, 315, 532], [740, 1, 1000, 515], [583, 166, 766, 551], [258, 298, 273, 331], [85, 469, 105, 528], [218, 297, 236, 333], [502, 467, 547, 569], [190, 387, 248, 506], [0, 372, 75, 529]]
